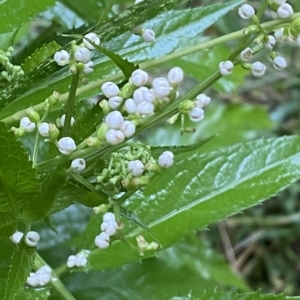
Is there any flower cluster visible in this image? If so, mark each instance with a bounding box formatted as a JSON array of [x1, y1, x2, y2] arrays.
[[27, 266, 52, 287], [10, 230, 40, 247], [136, 235, 159, 256], [67, 250, 89, 268], [54, 32, 100, 74], [95, 212, 119, 249]]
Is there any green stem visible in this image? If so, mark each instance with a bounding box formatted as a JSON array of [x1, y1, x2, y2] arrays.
[[96, 0, 116, 28], [62, 73, 80, 137], [35, 254, 77, 300]]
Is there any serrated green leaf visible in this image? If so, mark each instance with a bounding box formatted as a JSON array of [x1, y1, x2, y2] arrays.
[[85, 136, 300, 270], [3, 242, 35, 300], [22, 42, 61, 74], [0, 0, 56, 34], [0, 123, 39, 218]]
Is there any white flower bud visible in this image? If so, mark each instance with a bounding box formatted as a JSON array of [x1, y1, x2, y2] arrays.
[[95, 232, 110, 249], [105, 111, 124, 129], [265, 35, 276, 49], [131, 69, 148, 87], [38, 122, 50, 137], [239, 47, 252, 61], [219, 60, 234, 75], [71, 158, 86, 172], [158, 151, 174, 168], [128, 160, 145, 176], [25, 231, 40, 247], [238, 4, 255, 19], [277, 3, 293, 18], [195, 94, 210, 108], [133, 87, 155, 104], [251, 61, 266, 77], [37, 266, 51, 274], [58, 137, 76, 155], [125, 98, 137, 114], [27, 273, 39, 287], [9, 231, 23, 244], [141, 28, 155, 42], [83, 61, 94, 74], [67, 255, 77, 268], [108, 96, 123, 109], [74, 47, 91, 63], [60, 114, 75, 127], [273, 56, 287, 70], [20, 117, 36, 132], [101, 82, 120, 98], [36, 268, 51, 286], [167, 67, 184, 85], [103, 212, 115, 222], [188, 107, 204, 122], [83, 32, 100, 50], [120, 120, 136, 138], [105, 129, 125, 145], [136, 101, 154, 115], [101, 220, 118, 236], [274, 28, 284, 40], [54, 50, 70, 66], [152, 77, 170, 98], [75, 254, 88, 267]]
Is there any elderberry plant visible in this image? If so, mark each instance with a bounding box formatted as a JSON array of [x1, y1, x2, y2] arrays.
[[1, 0, 300, 299]]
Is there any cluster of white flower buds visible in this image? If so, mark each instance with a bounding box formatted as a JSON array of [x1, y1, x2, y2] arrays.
[[131, 1, 155, 43], [10, 231, 40, 247], [27, 266, 51, 287], [95, 212, 119, 249], [67, 250, 89, 268], [54, 32, 100, 74]]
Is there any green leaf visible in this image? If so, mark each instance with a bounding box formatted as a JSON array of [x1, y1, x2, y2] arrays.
[[3, 242, 35, 300], [0, 0, 56, 33], [15, 287, 50, 300], [0, 213, 17, 237], [22, 42, 61, 74], [85, 135, 300, 269], [0, 123, 39, 218]]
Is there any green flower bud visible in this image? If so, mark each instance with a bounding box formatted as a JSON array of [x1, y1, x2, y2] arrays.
[[85, 136, 101, 147], [121, 82, 133, 98], [26, 107, 40, 123], [47, 91, 60, 107], [97, 122, 109, 141], [48, 123, 60, 141], [179, 100, 194, 113]]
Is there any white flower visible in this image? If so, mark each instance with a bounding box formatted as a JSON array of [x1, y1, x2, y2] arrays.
[[251, 61, 266, 77], [74, 47, 91, 63], [136, 101, 154, 115], [20, 117, 36, 132], [105, 129, 125, 145], [75, 253, 88, 267], [25, 231, 40, 247], [120, 120, 136, 138], [101, 82, 120, 98], [58, 137, 76, 155], [95, 232, 110, 249], [124, 98, 137, 114], [277, 3, 293, 18], [54, 50, 70, 66], [274, 28, 284, 40], [188, 107, 204, 122], [108, 96, 123, 109], [38, 122, 50, 137], [265, 35, 276, 49], [67, 255, 77, 268], [60, 114, 75, 127], [273, 56, 287, 70], [105, 111, 124, 129], [83, 61, 94, 74], [195, 94, 210, 108], [131, 69, 149, 87], [167, 67, 184, 85], [219, 60, 234, 75], [83, 32, 100, 50], [103, 212, 115, 222], [141, 28, 155, 42], [27, 273, 39, 287], [239, 47, 252, 61], [101, 220, 118, 236], [152, 77, 170, 98], [71, 158, 86, 172], [9, 231, 23, 244], [238, 4, 255, 19], [158, 151, 174, 168], [128, 160, 144, 176], [36, 266, 51, 286], [133, 87, 155, 104]]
